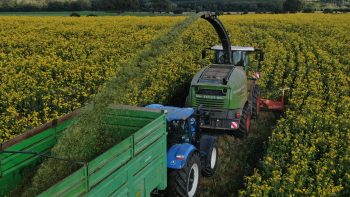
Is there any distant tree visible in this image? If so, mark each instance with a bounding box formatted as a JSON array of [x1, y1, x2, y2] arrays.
[[169, 2, 177, 12], [76, 0, 92, 10], [173, 8, 184, 14], [283, 0, 304, 13], [95, 0, 139, 12], [1, 0, 16, 10], [128, 0, 140, 11], [47, 1, 62, 11], [302, 7, 315, 13], [151, 0, 171, 13], [93, 0, 114, 10]]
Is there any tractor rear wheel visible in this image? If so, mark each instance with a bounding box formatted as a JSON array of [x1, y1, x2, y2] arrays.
[[252, 85, 260, 119], [168, 152, 201, 197], [238, 104, 251, 137]]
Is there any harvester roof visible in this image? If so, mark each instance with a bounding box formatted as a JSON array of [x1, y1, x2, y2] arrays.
[[198, 64, 234, 84]]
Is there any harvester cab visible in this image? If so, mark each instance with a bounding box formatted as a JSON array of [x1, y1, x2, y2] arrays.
[[205, 45, 264, 76]]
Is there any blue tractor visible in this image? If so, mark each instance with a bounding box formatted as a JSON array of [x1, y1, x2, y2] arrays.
[[146, 104, 218, 197]]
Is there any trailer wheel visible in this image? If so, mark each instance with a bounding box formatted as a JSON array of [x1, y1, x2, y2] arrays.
[[238, 104, 251, 137], [252, 85, 260, 119], [202, 142, 218, 177], [168, 152, 201, 197]]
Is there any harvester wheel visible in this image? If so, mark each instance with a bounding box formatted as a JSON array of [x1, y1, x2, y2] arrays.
[[168, 152, 201, 197], [238, 104, 251, 137], [252, 85, 260, 119]]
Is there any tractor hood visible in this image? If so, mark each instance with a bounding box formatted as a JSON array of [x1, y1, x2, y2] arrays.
[[145, 104, 194, 122]]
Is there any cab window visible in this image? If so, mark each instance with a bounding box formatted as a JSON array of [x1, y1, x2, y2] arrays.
[[215, 50, 248, 68], [242, 52, 249, 71], [215, 50, 224, 64], [232, 51, 242, 65]]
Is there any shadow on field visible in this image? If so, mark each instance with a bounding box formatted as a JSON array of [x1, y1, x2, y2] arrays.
[[200, 112, 277, 197]]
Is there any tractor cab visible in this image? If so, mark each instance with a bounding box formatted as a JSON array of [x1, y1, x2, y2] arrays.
[[145, 104, 198, 146]]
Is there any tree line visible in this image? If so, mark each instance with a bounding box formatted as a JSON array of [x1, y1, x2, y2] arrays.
[[0, 0, 349, 13], [0, 0, 174, 12]]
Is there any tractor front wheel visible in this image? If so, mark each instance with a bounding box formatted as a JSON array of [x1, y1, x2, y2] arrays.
[[168, 152, 201, 197], [202, 141, 218, 177]]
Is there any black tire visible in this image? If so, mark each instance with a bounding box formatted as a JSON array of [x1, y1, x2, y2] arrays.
[[168, 152, 201, 197], [238, 104, 252, 138], [202, 142, 218, 177], [252, 85, 260, 119]]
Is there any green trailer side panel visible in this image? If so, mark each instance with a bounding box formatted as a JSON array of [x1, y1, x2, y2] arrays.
[[87, 115, 167, 196], [88, 134, 167, 197], [130, 134, 164, 176], [2, 136, 55, 173], [133, 115, 164, 143], [0, 118, 77, 196], [110, 185, 129, 197], [3, 127, 55, 156], [38, 167, 86, 197], [88, 137, 133, 188], [55, 118, 76, 133], [88, 170, 128, 197], [38, 137, 134, 196], [128, 136, 166, 197]]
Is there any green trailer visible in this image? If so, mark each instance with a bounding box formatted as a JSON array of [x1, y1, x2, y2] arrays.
[[0, 105, 167, 197]]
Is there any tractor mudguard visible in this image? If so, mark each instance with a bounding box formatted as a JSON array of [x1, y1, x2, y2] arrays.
[[199, 135, 217, 159], [167, 143, 197, 170]]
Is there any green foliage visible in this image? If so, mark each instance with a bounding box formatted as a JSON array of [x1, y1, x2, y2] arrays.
[[94, 0, 140, 11], [150, 0, 171, 12], [283, 0, 304, 12]]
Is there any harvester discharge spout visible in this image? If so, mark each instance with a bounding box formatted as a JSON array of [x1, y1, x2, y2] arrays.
[[200, 12, 232, 64]]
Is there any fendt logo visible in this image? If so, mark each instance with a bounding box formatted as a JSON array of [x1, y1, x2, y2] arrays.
[[195, 95, 225, 100]]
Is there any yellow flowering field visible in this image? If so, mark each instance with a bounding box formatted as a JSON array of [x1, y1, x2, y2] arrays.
[[0, 13, 349, 195], [219, 14, 350, 196], [0, 16, 185, 142]]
